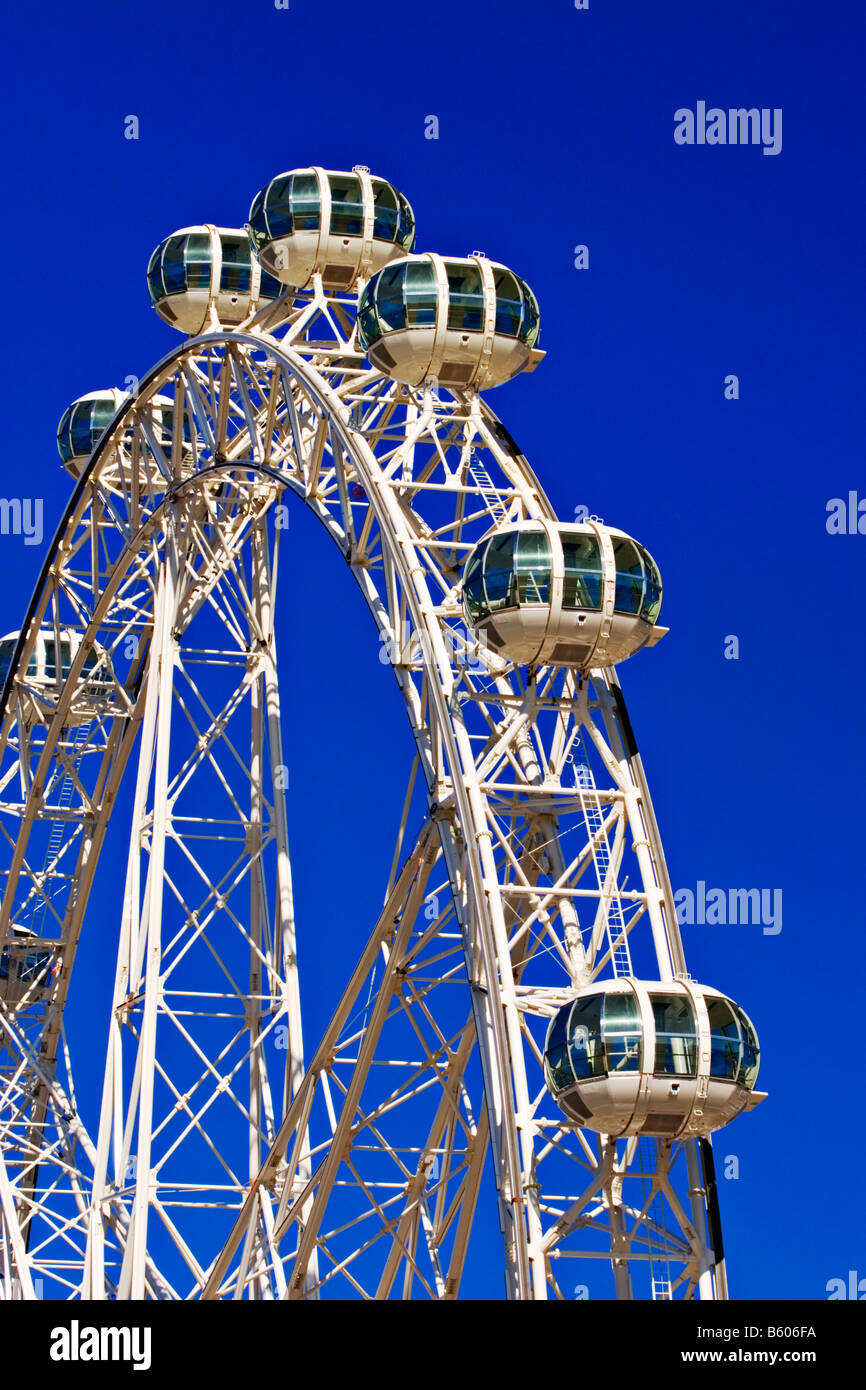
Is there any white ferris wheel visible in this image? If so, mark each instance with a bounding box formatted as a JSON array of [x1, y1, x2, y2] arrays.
[[0, 164, 765, 1302]]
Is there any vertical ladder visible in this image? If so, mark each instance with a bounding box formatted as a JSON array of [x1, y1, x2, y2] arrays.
[[573, 747, 632, 976], [466, 448, 507, 522], [29, 721, 92, 933], [638, 1137, 676, 1300]]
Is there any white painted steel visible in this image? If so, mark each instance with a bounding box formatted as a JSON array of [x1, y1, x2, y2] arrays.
[[0, 263, 734, 1301]]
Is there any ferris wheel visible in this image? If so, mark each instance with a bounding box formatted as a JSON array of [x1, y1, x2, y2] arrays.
[[0, 164, 765, 1302]]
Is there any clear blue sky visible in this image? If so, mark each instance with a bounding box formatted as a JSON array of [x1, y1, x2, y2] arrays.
[[4, 0, 864, 1298]]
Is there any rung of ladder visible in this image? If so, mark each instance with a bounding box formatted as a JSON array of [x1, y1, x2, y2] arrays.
[[467, 456, 507, 521]]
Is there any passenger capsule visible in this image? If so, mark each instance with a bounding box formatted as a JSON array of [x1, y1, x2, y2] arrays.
[[356, 253, 543, 389], [543, 978, 765, 1138], [248, 166, 415, 290], [147, 225, 282, 333], [148, 394, 196, 474], [57, 389, 128, 480], [0, 629, 115, 727], [462, 519, 667, 668], [57, 391, 194, 486], [0, 934, 56, 1006]]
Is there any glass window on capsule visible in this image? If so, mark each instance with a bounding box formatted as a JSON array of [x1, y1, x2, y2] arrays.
[[652, 993, 698, 1077], [732, 1003, 760, 1087], [492, 268, 523, 337], [63, 401, 108, 461], [638, 545, 663, 623], [371, 180, 398, 242], [488, 269, 539, 346], [602, 991, 642, 1073], [328, 173, 364, 237], [156, 402, 194, 449], [395, 190, 415, 250], [42, 638, 72, 682], [706, 995, 742, 1081], [519, 281, 540, 346], [514, 529, 552, 604], [259, 267, 284, 299], [404, 260, 437, 326], [83, 646, 114, 690], [87, 398, 116, 444], [479, 531, 519, 613], [290, 173, 321, 231], [219, 234, 253, 294], [543, 1004, 574, 1093], [357, 287, 382, 346], [567, 994, 605, 1081], [0, 639, 19, 685], [363, 260, 438, 336], [612, 536, 646, 615], [371, 263, 408, 332], [445, 261, 484, 333], [462, 537, 491, 623], [156, 232, 211, 295], [4, 639, 38, 679], [185, 234, 212, 287], [19, 951, 52, 983], [158, 235, 189, 294], [146, 245, 166, 302], [250, 172, 320, 249], [562, 531, 603, 610], [250, 177, 283, 246], [462, 529, 552, 619]]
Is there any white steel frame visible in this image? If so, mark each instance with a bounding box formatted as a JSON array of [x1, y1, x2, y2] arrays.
[[0, 271, 728, 1300]]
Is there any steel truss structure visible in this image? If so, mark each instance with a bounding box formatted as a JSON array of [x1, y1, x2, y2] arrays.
[[0, 275, 728, 1301]]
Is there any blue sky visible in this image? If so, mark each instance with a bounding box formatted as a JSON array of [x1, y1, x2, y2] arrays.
[[4, 0, 865, 1298]]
